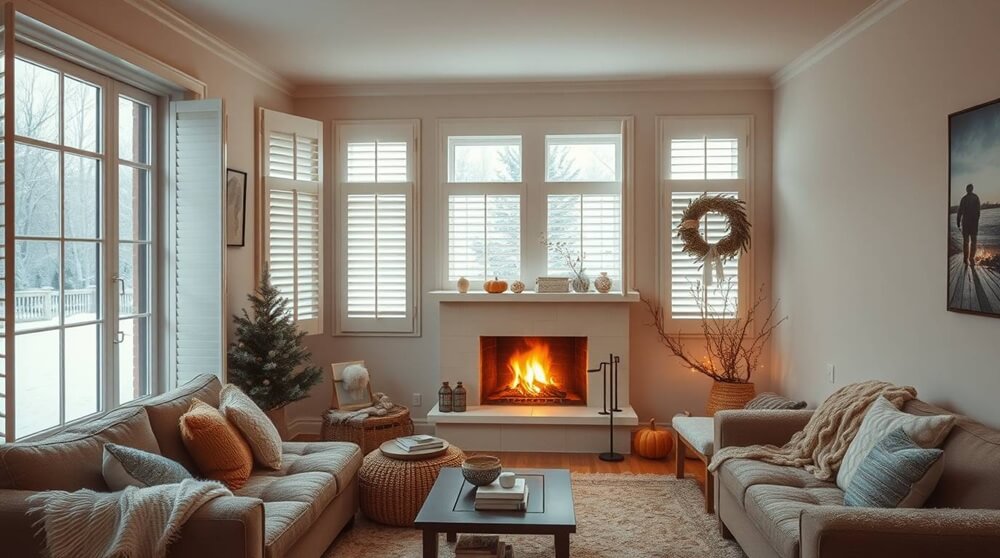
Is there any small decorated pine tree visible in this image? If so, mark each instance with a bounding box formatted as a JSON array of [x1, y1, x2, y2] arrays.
[[228, 266, 322, 411]]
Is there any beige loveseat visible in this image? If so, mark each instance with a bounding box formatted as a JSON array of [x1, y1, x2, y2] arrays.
[[714, 400, 1000, 558], [0, 374, 361, 558]]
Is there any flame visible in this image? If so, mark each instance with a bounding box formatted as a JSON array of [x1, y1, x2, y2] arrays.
[[507, 340, 557, 394]]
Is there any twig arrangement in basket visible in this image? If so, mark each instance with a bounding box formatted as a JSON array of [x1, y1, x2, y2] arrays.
[[642, 283, 785, 383]]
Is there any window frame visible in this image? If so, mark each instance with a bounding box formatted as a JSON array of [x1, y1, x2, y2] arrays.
[[657, 115, 754, 334], [7, 43, 161, 441], [333, 119, 420, 336], [437, 116, 632, 292]]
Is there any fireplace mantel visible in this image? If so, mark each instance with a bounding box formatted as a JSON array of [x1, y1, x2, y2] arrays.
[[428, 290, 641, 303]]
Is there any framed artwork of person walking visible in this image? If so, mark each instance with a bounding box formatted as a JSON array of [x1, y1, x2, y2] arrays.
[[949, 97, 1000, 317]]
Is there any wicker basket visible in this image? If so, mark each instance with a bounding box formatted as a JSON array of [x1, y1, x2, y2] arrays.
[[321, 406, 414, 454], [359, 445, 466, 526], [706, 381, 756, 416]]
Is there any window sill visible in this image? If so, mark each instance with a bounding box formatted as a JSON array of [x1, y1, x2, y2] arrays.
[[428, 290, 641, 303]]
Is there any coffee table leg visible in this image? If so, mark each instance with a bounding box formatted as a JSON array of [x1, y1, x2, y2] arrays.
[[422, 530, 438, 558], [446, 532, 457, 542], [555, 533, 570, 558]]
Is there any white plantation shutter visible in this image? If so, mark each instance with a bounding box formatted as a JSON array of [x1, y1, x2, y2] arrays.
[[336, 120, 418, 334], [167, 99, 225, 388], [447, 194, 521, 281], [261, 109, 323, 335], [670, 192, 739, 319], [660, 116, 750, 324], [546, 194, 621, 285]]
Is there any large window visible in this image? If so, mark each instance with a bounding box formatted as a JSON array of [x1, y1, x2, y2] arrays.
[[659, 116, 751, 323], [261, 109, 323, 335], [335, 120, 419, 335], [441, 119, 627, 291], [9, 47, 158, 439]]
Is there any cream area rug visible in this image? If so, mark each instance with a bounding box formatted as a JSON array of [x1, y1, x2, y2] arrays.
[[325, 473, 745, 558]]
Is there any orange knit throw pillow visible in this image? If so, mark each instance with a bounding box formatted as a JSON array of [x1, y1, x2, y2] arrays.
[[179, 398, 254, 489]]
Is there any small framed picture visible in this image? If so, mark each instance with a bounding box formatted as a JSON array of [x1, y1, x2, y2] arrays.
[[330, 361, 374, 411], [226, 169, 247, 247]]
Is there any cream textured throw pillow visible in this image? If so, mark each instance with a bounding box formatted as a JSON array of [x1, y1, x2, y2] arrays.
[[219, 384, 283, 470], [836, 396, 955, 491]]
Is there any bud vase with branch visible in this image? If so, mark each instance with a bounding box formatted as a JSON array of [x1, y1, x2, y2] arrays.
[[541, 234, 589, 292], [641, 283, 786, 415]]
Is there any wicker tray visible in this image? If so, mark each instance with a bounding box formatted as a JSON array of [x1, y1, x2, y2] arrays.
[[379, 438, 450, 461]]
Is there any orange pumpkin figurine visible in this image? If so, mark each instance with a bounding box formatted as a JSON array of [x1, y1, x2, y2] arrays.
[[635, 418, 673, 459]]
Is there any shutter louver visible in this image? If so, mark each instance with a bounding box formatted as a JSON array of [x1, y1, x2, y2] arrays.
[[670, 138, 739, 180], [169, 100, 224, 387], [447, 194, 520, 282], [670, 191, 739, 319], [546, 194, 621, 286], [261, 109, 323, 335]]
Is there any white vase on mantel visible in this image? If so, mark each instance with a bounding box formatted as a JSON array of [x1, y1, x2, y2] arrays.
[[594, 272, 612, 294], [571, 273, 590, 293], [457, 277, 470, 293]]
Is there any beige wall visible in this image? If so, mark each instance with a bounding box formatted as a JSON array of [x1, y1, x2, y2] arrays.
[[36, 0, 293, 323], [291, 88, 773, 432], [772, 0, 1000, 426]]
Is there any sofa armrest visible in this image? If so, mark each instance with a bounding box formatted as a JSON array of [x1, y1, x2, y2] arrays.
[[167, 496, 265, 558], [800, 506, 1000, 558], [714, 409, 813, 451], [0, 490, 46, 554]]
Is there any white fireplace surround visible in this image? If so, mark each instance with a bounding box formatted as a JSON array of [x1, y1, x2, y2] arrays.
[[428, 295, 640, 453]]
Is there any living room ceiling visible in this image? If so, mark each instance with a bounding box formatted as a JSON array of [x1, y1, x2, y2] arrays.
[[165, 0, 876, 86]]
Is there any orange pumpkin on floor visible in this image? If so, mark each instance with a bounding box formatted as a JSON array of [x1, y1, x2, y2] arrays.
[[635, 418, 673, 459], [483, 277, 508, 294]]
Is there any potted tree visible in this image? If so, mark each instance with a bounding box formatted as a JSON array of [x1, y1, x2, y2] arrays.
[[228, 266, 322, 438], [643, 284, 785, 415]]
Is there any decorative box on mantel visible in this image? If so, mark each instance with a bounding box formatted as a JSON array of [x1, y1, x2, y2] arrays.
[[428, 291, 640, 453]]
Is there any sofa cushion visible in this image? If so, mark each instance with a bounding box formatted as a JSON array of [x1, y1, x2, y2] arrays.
[[838, 397, 954, 491], [234, 442, 361, 557], [0, 406, 159, 491], [745, 392, 807, 410], [128, 374, 222, 473], [905, 399, 1000, 509], [102, 443, 192, 490], [180, 398, 254, 490], [719, 458, 838, 510], [744, 484, 844, 558], [219, 384, 283, 470], [844, 427, 945, 508]]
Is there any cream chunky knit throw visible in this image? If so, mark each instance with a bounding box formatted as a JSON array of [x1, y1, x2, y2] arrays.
[[27, 479, 231, 558], [708, 380, 916, 480]]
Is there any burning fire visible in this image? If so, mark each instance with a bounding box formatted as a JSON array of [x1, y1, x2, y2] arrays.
[[507, 340, 557, 394]]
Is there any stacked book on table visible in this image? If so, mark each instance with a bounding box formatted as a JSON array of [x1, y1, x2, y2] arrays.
[[474, 478, 529, 511], [393, 435, 445, 453], [455, 535, 513, 558]]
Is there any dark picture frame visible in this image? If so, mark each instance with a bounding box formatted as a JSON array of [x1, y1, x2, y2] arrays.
[[948, 97, 1000, 317], [226, 169, 247, 247]]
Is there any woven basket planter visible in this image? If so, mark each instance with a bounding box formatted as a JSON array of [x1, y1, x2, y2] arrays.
[[359, 445, 466, 526], [321, 406, 414, 455], [706, 381, 756, 416]]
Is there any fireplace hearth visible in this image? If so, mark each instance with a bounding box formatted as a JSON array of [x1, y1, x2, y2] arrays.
[[479, 336, 587, 406]]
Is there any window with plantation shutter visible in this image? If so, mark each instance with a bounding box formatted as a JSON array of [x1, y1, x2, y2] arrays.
[[335, 120, 418, 335], [260, 109, 323, 335], [659, 116, 751, 325], [440, 120, 629, 293]]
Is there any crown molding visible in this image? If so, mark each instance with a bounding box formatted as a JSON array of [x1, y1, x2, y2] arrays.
[[294, 76, 773, 99], [772, 0, 908, 87], [122, 0, 292, 95]]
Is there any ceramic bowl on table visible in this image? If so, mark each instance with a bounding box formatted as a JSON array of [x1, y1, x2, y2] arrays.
[[461, 455, 502, 486]]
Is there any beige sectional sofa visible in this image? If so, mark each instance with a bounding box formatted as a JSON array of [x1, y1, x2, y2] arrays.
[[0, 374, 362, 558], [714, 400, 1000, 558]]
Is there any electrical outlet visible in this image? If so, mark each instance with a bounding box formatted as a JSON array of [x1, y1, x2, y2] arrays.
[[411, 393, 422, 407], [826, 363, 836, 384]]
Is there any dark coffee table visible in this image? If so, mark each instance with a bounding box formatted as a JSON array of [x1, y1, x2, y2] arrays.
[[414, 468, 576, 558]]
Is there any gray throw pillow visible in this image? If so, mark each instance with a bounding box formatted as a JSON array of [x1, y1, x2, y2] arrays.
[[744, 392, 807, 410], [844, 427, 945, 508], [102, 443, 192, 491]]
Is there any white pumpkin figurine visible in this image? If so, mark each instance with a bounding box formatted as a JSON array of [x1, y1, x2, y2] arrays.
[[457, 276, 470, 294], [594, 272, 612, 294], [510, 280, 525, 294]]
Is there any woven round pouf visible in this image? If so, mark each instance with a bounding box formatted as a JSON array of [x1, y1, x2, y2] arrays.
[[359, 444, 466, 527]]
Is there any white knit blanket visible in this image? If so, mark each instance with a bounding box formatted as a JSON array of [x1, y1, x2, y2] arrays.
[[27, 479, 231, 558]]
